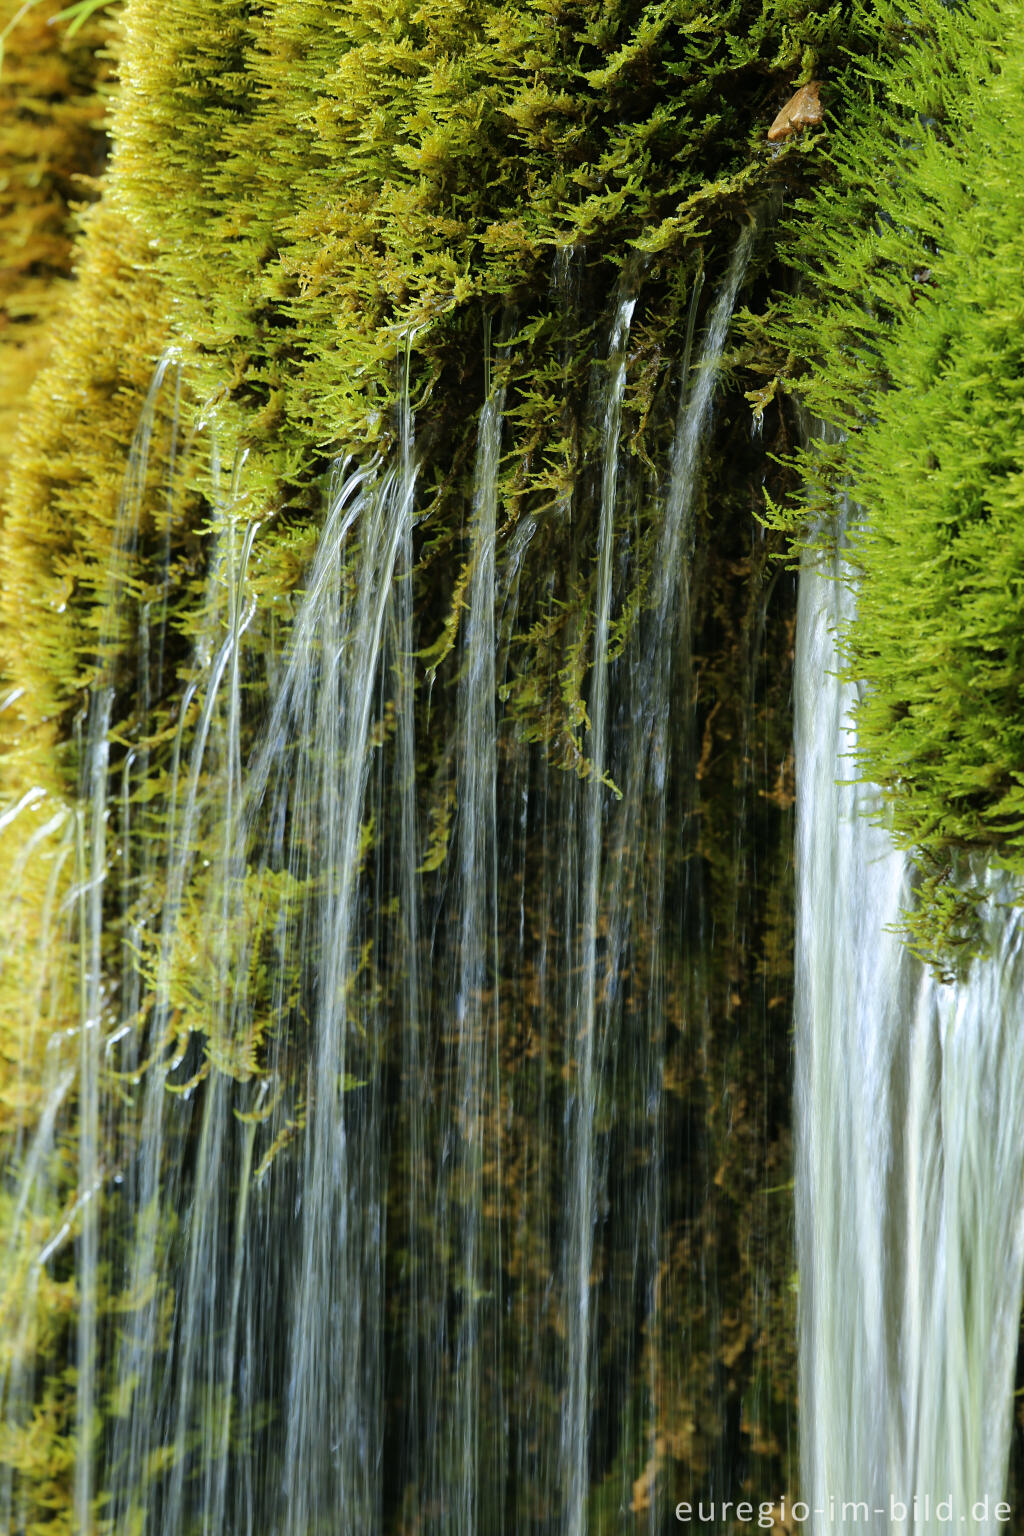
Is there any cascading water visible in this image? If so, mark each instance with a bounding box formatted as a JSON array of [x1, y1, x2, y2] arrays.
[[0, 224, 802, 1534], [440, 365, 505, 1536], [567, 220, 760, 1530], [795, 546, 1024, 1533], [565, 284, 635, 1536], [16, 0, 1024, 1526]]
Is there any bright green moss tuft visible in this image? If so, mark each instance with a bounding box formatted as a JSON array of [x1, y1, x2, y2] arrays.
[[764, 0, 1024, 963]]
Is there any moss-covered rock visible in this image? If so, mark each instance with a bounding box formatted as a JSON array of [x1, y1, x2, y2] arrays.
[[764, 0, 1024, 962]]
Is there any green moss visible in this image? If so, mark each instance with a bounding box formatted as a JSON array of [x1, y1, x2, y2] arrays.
[[759, 0, 1024, 964], [0, 0, 112, 495]]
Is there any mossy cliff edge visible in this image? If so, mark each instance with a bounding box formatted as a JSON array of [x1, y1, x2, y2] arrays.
[[0, 0, 1020, 1528], [762, 0, 1024, 964]]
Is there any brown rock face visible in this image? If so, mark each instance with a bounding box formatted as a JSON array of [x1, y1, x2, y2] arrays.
[[767, 81, 824, 142]]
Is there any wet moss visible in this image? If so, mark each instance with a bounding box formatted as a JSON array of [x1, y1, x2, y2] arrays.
[[761, 0, 1024, 966]]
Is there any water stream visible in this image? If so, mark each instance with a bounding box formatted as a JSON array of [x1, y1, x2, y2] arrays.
[[13, 217, 1024, 1536], [795, 549, 1024, 1534], [0, 227, 808, 1533]]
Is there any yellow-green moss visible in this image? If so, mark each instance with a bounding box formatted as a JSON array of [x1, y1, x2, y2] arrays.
[[760, 0, 1024, 964], [0, 0, 112, 492]]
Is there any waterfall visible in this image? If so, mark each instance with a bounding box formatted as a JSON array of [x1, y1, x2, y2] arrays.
[[565, 285, 635, 1536], [562, 222, 759, 1532], [278, 440, 413, 1536], [0, 224, 784, 1534], [441, 367, 505, 1536], [795, 549, 1024, 1533]]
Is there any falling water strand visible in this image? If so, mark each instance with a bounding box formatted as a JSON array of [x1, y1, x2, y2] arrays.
[[391, 334, 427, 1508], [603, 221, 758, 967], [795, 547, 1024, 1535], [659, 219, 755, 598], [104, 441, 255, 1536], [281, 418, 415, 1534], [442, 374, 506, 1536], [160, 508, 258, 1536], [611, 222, 758, 1527], [565, 291, 635, 1536], [72, 351, 182, 1531], [74, 694, 109, 1534]]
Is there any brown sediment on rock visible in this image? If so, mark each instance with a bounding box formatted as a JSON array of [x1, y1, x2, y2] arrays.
[[767, 81, 823, 142]]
